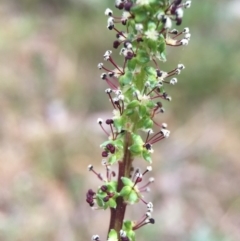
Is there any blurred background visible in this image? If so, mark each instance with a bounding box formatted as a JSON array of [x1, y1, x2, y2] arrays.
[[0, 0, 239, 240]]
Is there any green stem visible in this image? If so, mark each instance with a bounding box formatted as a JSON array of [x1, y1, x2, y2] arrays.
[[108, 131, 133, 239]]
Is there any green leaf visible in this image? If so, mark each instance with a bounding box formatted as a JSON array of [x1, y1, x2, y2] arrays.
[[96, 195, 104, 208], [143, 118, 153, 129], [108, 155, 117, 165], [136, 49, 150, 64], [108, 198, 117, 209], [144, 66, 156, 76], [132, 133, 144, 144], [113, 139, 124, 149], [106, 181, 117, 192], [131, 6, 148, 23], [128, 230, 136, 241], [127, 100, 140, 109], [148, 22, 157, 31], [119, 186, 132, 197], [142, 149, 152, 163], [146, 100, 156, 109], [127, 58, 137, 71], [125, 109, 134, 116], [108, 229, 118, 241], [100, 140, 111, 148], [121, 177, 134, 186], [129, 144, 143, 155], [128, 190, 139, 204], [136, 117, 153, 130], [113, 117, 123, 133], [119, 71, 133, 86], [123, 220, 133, 231], [139, 105, 147, 117]]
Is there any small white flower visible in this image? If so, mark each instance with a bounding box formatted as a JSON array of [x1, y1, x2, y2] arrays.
[[120, 230, 127, 237], [101, 159, 107, 165], [185, 33, 191, 40], [149, 177, 155, 183], [175, 69, 181, 75], [162, 123, 168, 129], [170, 29, 178, 34], [176, 8, 184, 18], [97, 118, 103, 124], [112, 109, 121, 119], [147, 166, 152, 172], [118, 94, 124, 101], [184, 1, 191, 8], [114, 89, 122, 95], [105, 88, 112, 94], [145, 81, 150, 87], [125, 42, 132, 49], [136, 0, 150, 6], [88, 164, 93, 171], [161, 129, 170, 138], [135, 23, 144, 32], [92, 235, 100, 241], [163, 16, 172, 29], [100, 73, 107, 79], [119, 47, 127, 55], [183, 27, 190, 33], [145, 29, 159, 41], [105, 8, 113, 16], [157, 12, 164, 21], [146, 211, 152, 217], [147, 202, 153, 208], [166, 96, 172, 101], [122, 11, 131, 21], [97, 63, 103, 69], [178, 64, 185, 70], [170, 78, 178, 85], [107, 17, 114, 29], [180, 38, 189, 46], [113, 97, 119, 102], [103, 50, 112, 60], [145, 187, 151, 192]]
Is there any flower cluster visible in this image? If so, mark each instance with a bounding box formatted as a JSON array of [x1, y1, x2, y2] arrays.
[[87, 0, 191, 240]]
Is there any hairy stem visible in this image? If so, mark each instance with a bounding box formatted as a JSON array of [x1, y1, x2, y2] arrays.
[[108, 131, 133, 238]]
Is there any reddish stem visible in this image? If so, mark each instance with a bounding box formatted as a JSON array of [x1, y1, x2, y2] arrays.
[[108, 131, 133, 239]]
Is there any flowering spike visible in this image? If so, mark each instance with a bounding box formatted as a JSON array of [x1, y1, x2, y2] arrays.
[[87, 0, 192, 240]]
